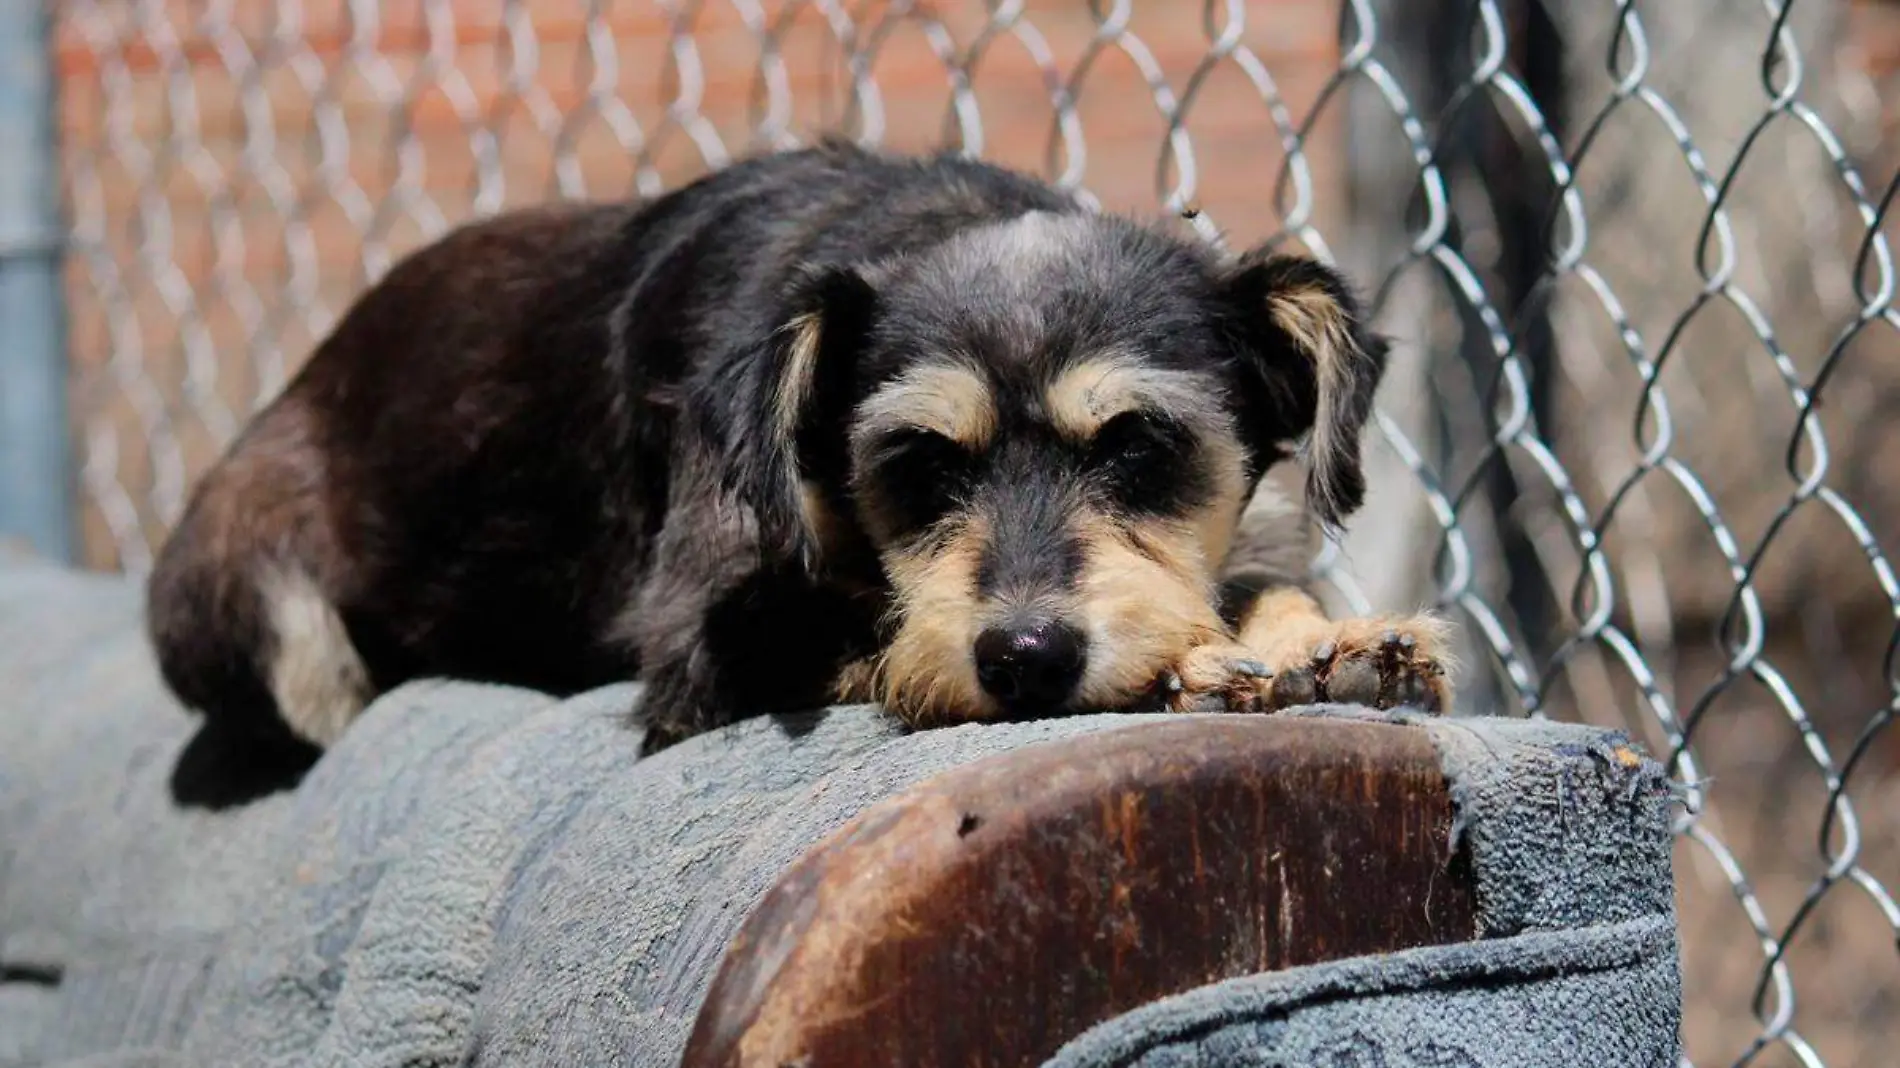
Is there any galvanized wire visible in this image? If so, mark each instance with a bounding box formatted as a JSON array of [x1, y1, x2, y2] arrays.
[[46, 0, 1900, 1063]]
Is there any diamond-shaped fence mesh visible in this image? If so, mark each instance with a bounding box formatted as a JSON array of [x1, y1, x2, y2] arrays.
[[34, 0, 1900, 1062]]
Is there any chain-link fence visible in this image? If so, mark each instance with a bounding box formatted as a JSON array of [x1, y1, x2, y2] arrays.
[[32, 0, 1900, 1063]]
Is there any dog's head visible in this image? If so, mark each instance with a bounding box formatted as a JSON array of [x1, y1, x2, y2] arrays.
[[740, 210, 1386, 723]]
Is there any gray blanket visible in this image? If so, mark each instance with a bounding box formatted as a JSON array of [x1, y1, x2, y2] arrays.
[[0, 553, 1682, 1066]]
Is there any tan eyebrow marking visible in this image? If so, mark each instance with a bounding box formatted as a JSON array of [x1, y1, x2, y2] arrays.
[[1044, 355, 1216, 439], [856, 363, 997, 448]]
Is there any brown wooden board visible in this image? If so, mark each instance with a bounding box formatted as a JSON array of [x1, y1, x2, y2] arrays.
[[683, 715, 1478, 1068]]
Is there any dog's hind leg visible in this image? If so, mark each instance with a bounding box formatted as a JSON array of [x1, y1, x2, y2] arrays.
[[251, 561, 373, 747], [147, 400, 372, 755]]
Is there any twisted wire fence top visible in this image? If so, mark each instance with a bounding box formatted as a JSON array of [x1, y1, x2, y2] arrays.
[[45, 0, 1900, 1063]]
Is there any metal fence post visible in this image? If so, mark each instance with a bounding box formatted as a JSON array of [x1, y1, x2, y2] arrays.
[[0, 0, 75, 563]]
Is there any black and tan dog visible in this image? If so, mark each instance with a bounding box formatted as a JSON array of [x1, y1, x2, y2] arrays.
[[147, 140, 1451, 794]]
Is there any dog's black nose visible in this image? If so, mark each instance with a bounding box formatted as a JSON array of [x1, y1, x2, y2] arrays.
[[973, 620, 1086, 710]]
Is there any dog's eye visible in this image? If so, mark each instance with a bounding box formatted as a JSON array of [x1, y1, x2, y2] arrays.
[[868, 429, 975, 533], [1088, 410, 1193, 510]]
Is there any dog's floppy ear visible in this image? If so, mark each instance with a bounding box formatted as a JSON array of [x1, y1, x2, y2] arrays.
[[728, 264, 879, 569], [1218, 250, 1387, 532]]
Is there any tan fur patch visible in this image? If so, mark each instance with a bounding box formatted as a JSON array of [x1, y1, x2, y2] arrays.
[[771, 312, 825, 445], [871, 518, 995, 726], [258, 563, 372, 748], [1069, 512, 1227, 707], [1043, 356, 1212, 439], [1266, 285, 1371, 522], [799, 479, 859, 565], [768, 315, 829, 550], [856, 363, 997, 448], [1232, 586, 1333, 650], [832, 657, 882, 705], [1190, 441, 1252, 572]]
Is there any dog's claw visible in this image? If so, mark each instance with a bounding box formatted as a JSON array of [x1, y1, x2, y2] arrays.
[[1393, 669, 1434, 710], [1234, 658, 1271, 679], [1381, 629, 1413, 662]]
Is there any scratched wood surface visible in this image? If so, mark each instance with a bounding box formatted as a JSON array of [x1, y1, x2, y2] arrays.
[[682, 715, 1478, 1068]]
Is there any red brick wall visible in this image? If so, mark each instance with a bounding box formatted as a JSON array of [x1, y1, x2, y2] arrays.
[[1846, 0, 1900, 161], [52, 0, 1345, 570]]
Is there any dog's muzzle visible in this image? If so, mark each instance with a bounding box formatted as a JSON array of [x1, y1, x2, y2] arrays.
[[973, 619, 1087, 712]]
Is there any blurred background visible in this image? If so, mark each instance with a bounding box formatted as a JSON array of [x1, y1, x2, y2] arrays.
[[3, 0, 1899, 1064]]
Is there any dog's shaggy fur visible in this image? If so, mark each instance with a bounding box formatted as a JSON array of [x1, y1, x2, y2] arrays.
[[147, 142, 1451, 799]]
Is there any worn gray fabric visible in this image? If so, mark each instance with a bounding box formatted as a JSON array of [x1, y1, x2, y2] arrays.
[[1045, 919, 1679, 1067], [0, 553, 1681, 1066], [1045, 707, 1683, 1066]]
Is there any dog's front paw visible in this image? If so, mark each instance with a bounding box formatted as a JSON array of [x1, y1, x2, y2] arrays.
[[1158, 642, 1275, 714], [1263, 617, 1452, 713]]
